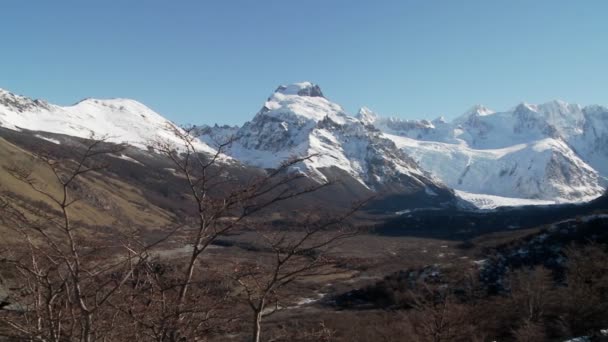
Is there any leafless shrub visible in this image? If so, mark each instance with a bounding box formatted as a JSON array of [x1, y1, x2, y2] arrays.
[[556, 243, 608, 338], [232, 205, 362, 342], [0, 138, 151, 341], [407, 285, 478, 342]]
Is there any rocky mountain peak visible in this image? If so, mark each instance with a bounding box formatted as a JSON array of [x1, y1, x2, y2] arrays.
[[356, 106, 378, 125], [198, 82, 454, 203], [463, 104, 495, 118], [432, 116, 447, 125], [274, 82, 324, 98], [513, 102, 539, 114], [0, 88, 50, 112], [452, 105, 495, 126]]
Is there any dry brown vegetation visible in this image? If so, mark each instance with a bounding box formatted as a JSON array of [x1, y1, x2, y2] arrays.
[[0, 131, 362, 342], [0, 131, 606, 342]]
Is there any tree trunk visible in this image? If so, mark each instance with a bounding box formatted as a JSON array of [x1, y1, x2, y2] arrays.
[[252, 309, 263, 342]]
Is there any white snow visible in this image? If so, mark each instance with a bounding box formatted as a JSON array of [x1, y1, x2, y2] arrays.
[[34, 134, 61, 145], [356, 106, 378, 125], [454, 105, 496, 123], [200, 82, 433, 189], [2, 84, 605, 205], [275, 82, 317, 96], [263, 86, 349, 124], [368, 99, 607, 202], [201, 86, 606, 203], [0, 89, 216, 155], [384, 132, 603, 201], [112, 154, 144, 165], [455, 190, 556, 209]]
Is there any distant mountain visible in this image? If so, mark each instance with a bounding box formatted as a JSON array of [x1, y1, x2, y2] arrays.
[[1, 84, 605, 209], [0, 88, 215, 154], [198, 82, 458, 210], [360, 101, 606, 203], [0, 85, 459, 212]]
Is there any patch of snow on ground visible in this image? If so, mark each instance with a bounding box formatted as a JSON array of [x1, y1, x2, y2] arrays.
[[455, 190, 556, 209], [34, 134, 61, 144], [112, 154, 143, 165]]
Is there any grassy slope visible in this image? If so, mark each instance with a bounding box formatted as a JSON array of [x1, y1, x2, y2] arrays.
[[0, 137, 174, 242]]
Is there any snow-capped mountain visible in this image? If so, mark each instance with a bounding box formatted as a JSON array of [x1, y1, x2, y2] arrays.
[[199, 82, 455, 203], [0, 84, 458, 212], [0, 88, 215, 154], [1, 83, 604, 209], [360, 101, 607, 203]]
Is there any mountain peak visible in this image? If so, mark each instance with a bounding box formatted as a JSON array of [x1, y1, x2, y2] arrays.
[[514, 102, 539, 113], [356, 106, 378, 124], [71, 97, 160, 117], [0, 88, 50, 112], [74, 97, 144, 107], [432, 116, 447, 124], [547, 99, 569, 107], [275, 82, 324, 97], [256, 82, 346, 123], [0, 88, 26, 101], [454, 105, 495, 124], [465, 104, 495, 117], [537, 100, 583, 115]]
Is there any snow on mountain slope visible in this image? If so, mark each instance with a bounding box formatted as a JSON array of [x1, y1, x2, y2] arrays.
[[361, 100, 607, 203], [359, 107, 457, 144], [2, 84, 604, 207], [0, 88, 215, 154], [368, 100, 608, 197], [454, 190, 555, 209], [452, 101, 585, 149], [368, 100, 602, 149], [570, 105, 608, 177], [385, 133, 603, 201], [200, 82, 451, 196]]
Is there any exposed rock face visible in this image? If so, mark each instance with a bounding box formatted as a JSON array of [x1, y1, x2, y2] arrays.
[[0, 89, 51, 113], [275, 82, 325, 98]]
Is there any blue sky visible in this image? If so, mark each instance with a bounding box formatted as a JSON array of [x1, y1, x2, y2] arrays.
[[1, 1, 607, 125]]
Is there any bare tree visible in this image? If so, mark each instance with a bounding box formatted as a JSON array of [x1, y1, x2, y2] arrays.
[[407, 283, 480, 342], [232, 206, 361, 342], [493, 266, 557, 341], [0, 138, 152, 341], [118, 126, 349, 341], [508, 267, 556, 325], [557, 244, 608, 337], [0, 127, 361, 341]]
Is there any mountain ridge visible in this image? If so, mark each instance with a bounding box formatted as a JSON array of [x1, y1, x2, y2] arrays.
[[1, 83, 605, 208], [198, 82, 453, 199], [0, 87, 216, 154], [200, 83, 606, 205], [361, 99, 606, 203]]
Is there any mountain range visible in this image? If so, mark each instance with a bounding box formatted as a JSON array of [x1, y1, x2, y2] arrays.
[[360, 100, 607, 206], [1, 82, 606, 210]]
